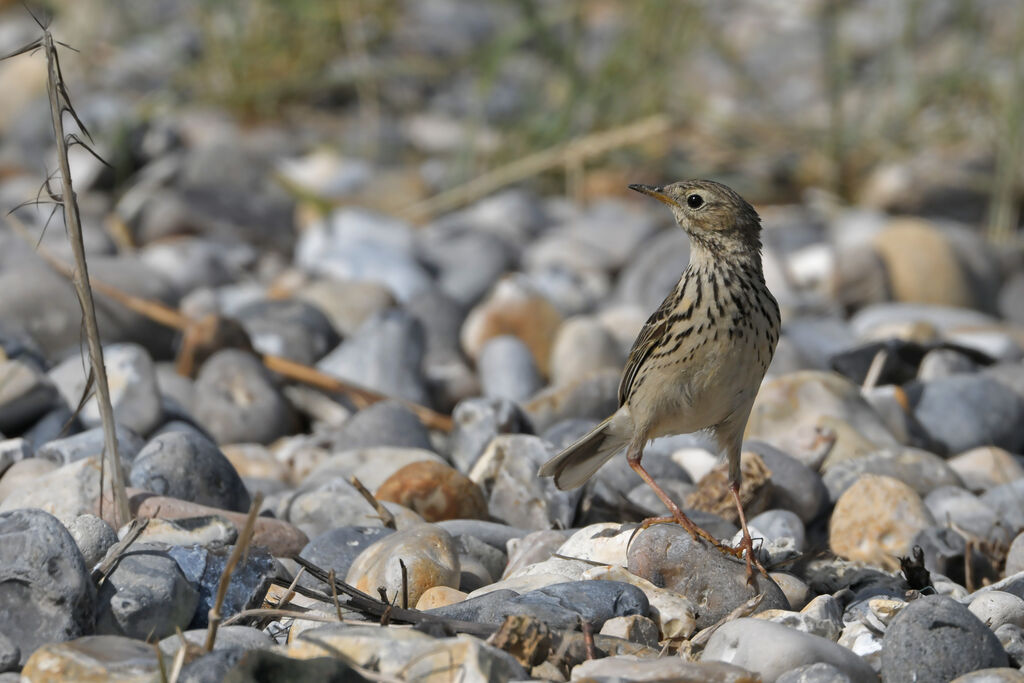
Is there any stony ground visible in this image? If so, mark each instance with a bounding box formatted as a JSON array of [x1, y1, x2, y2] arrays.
[[1, 2, 1024, 682]]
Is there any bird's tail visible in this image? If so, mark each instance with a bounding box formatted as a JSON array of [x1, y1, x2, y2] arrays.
[[538, 410, 632, 490]]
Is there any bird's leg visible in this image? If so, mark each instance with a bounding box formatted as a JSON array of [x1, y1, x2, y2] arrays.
[[627, 439, 737, 555], [729, 479, 768, 585]]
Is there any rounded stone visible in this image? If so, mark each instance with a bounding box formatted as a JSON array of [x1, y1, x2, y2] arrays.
[[949, 447, 1024, 493], [1007, 533, 1024, 577], [745, 441, 828, 523], [193, 349, 297, 445], [332, 401, 433, 451], [476, 335, 543, 403], [234, 298, 340, 366], [881, 595, 1008, 682], [345, 524, 460, 607], [375, 460, 488, 522], [969, 591, 1024, 631], [130, 430, 251, 512], [908, 375, 1024, 454], [626, 524, 788, 629], [829, 474, 934, 570], [549, 317, 623, 387], [65, 514, 118, 569]]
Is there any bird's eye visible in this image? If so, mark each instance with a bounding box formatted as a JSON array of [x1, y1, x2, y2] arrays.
[[686, 194, 704, 209]]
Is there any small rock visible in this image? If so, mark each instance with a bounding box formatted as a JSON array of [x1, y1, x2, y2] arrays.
[[599, 615, 660, 647], [287, 622, 436, 675], [777, 662, 856, 683], [132, 515, 239, 548], [400, 635, 528, 682], [969, 591, 1024, 631], [881, 595, 1008, 682], [0, 633, 17, 674], [295, 278, 395, 337], [581, 565, 698, 639], [745, 441, 828, 523], [951, 669, 1024, 683], [450, 397, 533, 474], [755, 595, 844, 642], [907, 375, 1024, 453], [477, 335, 543, 402], [918, 347, 981, 380], [95, 546, 199, 640], [0, 357, 57, 433], [157, 625, 271, 659], [215, 647, 370, 682], [438, 519, 531, 552], [823, 447, 965, 502], [912, 526, 998, 588], [345, 524, 460, 606], [376, 460, 488, 523], [996, 624, 1024, 668], [235, 298, 340, 365], [0, 509, 95, 664], [301, 446, 447, 492], [166, 544, 276, 628], [49, 343, 163, 436], [703, 617, 877, 683], [460, 275, 563, 377], [418, 229, 515, 308], [316, 309, 431, 405], [469, 434, 580, 530], [523, 368, 620, 433], [503, 529, 572, 579], [0, 457, 57, 503], [549, 316, 623, 387], [924, 486, 1008, 545], [950, 447, 1024, 493], [627, 524, 788, 629], [36, 424, 145, 467], [614, 228, 691, 311], [21, 636, 159, 682], [0, 456, 104, 519], [454, 534, 507, 591], [193, 349, 297, 445], [130, 430, 251, 512], [298, 525, 393, 590], [829, 474, 935, 570], [555, 522, 635, 567], [415, 586, 467, 610], [65, 514, 118, 569], [749, 509, 806, 552], [331, 401, 433, 451], [980, 481, 1024, 533], [1007, 533, 1024, 576]]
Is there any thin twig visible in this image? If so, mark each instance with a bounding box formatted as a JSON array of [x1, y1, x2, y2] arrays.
[[397, 114, 670, 221], [36, 28, 130, 526], [399, 559, 409, 610], [222, 607, 339, 628], [204, 492, 264, 652], [349, 476, 396, 529], [93, 517, 150, 584], [328, 569, 344, 621]]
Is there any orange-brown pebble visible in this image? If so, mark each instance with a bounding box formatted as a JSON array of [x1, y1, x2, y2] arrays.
[[376, 460, 488, 522], [415, 586, 467, 610]]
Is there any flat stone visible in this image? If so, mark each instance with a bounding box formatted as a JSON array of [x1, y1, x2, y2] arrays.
[[950, 447, 1024, 493], [477, 335, 543, 403], [450, 397, 533, 474], [572, 656, 757, 683], [822, 448, 964, 502], [166, 544, 276, 628], [907, 375, 1024, 454], [131, 515, 239, 548], [297, 526, 395, 590], [0, 456, 106, 520], [234, 298, 340, 365], [581, 565, 698, 639], [330, 400, 433, 451], [21, 636, 159, 682], [36, 425, 145, 467], [0, 357, 58, 433]]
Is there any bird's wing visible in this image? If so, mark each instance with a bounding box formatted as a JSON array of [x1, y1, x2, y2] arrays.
[[617, 295, 675, 406]]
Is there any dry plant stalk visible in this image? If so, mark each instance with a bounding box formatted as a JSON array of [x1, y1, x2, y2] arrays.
[[349, 475, 396, 529], [204, 491, 264, 651], [11, 25, 131, 526]]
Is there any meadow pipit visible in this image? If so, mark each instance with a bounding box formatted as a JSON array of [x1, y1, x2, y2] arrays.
[[539, 179, 781, 580]]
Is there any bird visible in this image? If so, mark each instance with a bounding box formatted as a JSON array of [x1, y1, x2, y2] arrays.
[[538, 179, 780, 579]]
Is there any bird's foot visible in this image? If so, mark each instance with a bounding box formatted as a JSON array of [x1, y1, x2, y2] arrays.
[[635, 513, 742, 559], [737, 528, 769, 587]]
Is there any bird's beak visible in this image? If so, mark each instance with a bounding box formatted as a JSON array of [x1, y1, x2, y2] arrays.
[[628, 183, 676, 207]]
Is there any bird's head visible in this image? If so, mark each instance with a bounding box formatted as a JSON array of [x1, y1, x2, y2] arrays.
[[629, 179, 762, 256]]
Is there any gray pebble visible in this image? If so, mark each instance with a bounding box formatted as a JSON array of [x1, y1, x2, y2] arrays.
[[65, 513, 118, 569], [193, 349, 297, 445], [298, 526, 395, 590], [908, 375, 1024, 453], [331, 400, 432, 451], [0, 632, 17, 674], [477, 335, 543, 403], [130, 430, 251, 512], [0, 357, 58, 434], [235, 298, 340, 365], [924, 486, 1009, 545], [450, 397, 533, 474], [823, 447, 964, 502], [36, 424, 145, 467], [995, 624, 1024, 668], [166, 544, 276, 628], [881, 595, 1007, 682], [746, 440, 828, 523]]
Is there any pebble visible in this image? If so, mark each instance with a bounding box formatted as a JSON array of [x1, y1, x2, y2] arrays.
[[949, 447, 1024, 493], [166, 544, 276, 628], [234, 298, 340, 365], [951, 670, 1024, 683], [0, 634, 16, 674], [614, 228, 691, 311], [777, 662, 857, 683], [0, 457, 57, 502], [476, 335, 543, 402], [297, 526, 393, 590], [20, 636, 159, 682], [909, 375, 1024, 454], [829, 474, 935, 570], [823, 447, 963, 502], [1007, 533, 1024, 576], [399, 636, 528, 682], [980, 480, 1024, 533], [454, 533, 507, 591], [703, 617, 878, 683], [914, 526, 998, 588], [469, 434, 580, 530], [881, 595, 1008, 682], [316, 308, 431, 406], [35, 424, 145, 467], [750, 509, 807, 551], [503, 529, 571, 579], [0, 456, 105, 519], [129, 429, 251, 512], [427, 580, 648, 630], [419, 230, 515, 308], [449, 397, 534, 473], [745, 440, 828, 523], [157, 625, 271, 659], [301, 446, 447, 492], [626, 523, 788, 629], [460, 274, 563, 377], [968, 591, 1024, 631], [581, 565, 698, 639], [0, 356, 57, 433], [287, 622, 437, 675], [331, 400, 433, 451], [49, 342, 163, 436], [996, 624, 1024, 668], [599, 614, 661, 647], [95, 546, 199, 640], [376, 460, 488, 522], [193, 349, 297, 445], [555, 522, 635, 566], [549, 316, 623, 387], [65, 513, 118, 569], [295, 278, 395, 337], [415, 585, 467, 610], [345, 524, 460, 606], [0, 509, 95, 665], [924, 486, 1008, 545]]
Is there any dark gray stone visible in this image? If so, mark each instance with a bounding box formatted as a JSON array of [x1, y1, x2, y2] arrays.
[[823, 448, 964, 502], [450, 397, 533, 473], [995, 624, 1024, 668], [193, 349, 297, 445], [981, 480, 1024, 533], [880, 595, 1007, 682], [0, 508, 95, 664], [23, 405, 80, 451], [907, 375, 1024, 453], [218, 648, 368, 682], [167, 544, 276, 629], [477, 335, 543, 403], [316, 309, 431, 406], [0, 357, 58, 434], [235, 299, 340, 366], [177, 647, 246, 683], [435, 520, 530, 551], [36, 424, 145, 467], [65, 514, 119, 569], [331, 401, 432, 451], [427, 580, 648, 630], [418, 230, 514, 308], [0, 632, 18, 674], [130, 430, 251, 512], [627, 523, 788, 629], [745, 441, 829, 523], [298, 526, 395, 590], [158, 626, 271, 659], [455, 533, 507, 592], [95, 547, 199, 640]]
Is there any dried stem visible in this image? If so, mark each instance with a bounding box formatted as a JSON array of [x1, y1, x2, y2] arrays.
[[349, 476, 396, 529], [205, 492, 264, 652], [36, 29, 130, 526]]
